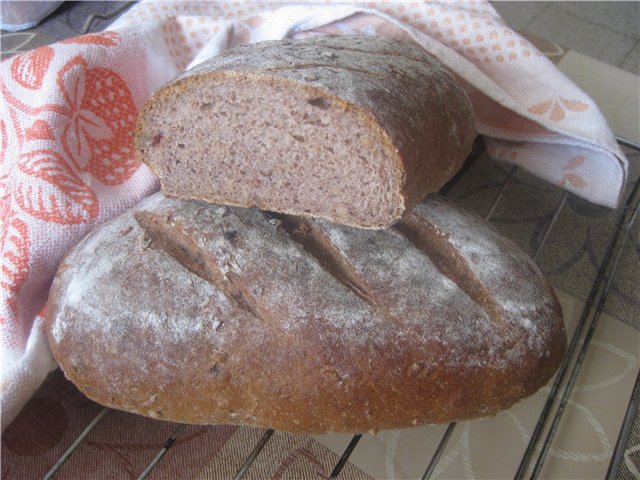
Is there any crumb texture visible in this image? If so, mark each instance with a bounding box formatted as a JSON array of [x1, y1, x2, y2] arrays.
[[47, 193, 565, 434], [134, 36, 476, 228]]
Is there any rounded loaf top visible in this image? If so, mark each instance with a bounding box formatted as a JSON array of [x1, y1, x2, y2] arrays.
[[47, 193, 565, 434], [134, 36, 476, 229]]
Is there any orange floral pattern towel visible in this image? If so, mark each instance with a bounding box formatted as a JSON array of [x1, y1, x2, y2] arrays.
[[0, 0, 628, 430]]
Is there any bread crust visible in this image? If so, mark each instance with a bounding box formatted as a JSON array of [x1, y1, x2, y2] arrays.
[[134, 36, 477, 229], [47, 193, 566, 434]]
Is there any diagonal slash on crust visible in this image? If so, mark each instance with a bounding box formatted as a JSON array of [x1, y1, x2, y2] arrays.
[[394, 211, 504, 325], [275, 214, 403, 326], [133, 210, 265, 322]]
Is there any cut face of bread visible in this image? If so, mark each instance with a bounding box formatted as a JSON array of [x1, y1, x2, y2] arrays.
[[138, 75, 405, 228], [134, 36, 476, 229]]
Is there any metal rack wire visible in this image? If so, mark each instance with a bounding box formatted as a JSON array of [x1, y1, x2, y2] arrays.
[[39, 137, 640, 480]]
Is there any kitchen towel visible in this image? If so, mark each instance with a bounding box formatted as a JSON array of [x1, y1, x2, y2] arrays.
[[0, 0, 629, 430]]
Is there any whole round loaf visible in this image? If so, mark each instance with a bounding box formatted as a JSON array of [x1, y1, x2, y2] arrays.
[[134, 36, 476, 229], [47, 193, 565, 434]]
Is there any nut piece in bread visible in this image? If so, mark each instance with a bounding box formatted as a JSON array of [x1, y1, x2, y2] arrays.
[[134, 36, 476, 229], [47, 193, 566, 434]]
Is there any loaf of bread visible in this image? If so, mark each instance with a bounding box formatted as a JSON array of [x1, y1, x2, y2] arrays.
[[47, 193, 565, 434], [134, 36, 476, 229]]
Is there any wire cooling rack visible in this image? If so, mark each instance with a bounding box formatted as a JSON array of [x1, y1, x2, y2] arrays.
[[36, 136, 640, 480]]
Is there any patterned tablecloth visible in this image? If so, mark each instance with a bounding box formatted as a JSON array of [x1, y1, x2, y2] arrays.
[[1, 2, 639, 479]]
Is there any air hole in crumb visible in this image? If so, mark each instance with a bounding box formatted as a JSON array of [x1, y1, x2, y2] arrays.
[[151, 133, 163, 146], [290, 133, 305, 142], [200, 102, 213, 111], [177, 143, 185, 149], [307, 97, 331, 110]]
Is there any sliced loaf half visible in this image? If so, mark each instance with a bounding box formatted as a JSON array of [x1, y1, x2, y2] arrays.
[[134, 36, 476, 229]]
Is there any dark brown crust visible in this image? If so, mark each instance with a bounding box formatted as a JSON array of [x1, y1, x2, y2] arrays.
[[134, 36, 477, 228], [46, 194, 566, 434]]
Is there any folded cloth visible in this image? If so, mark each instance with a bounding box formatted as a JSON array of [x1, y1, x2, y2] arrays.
[[0, 0, 629, 430]]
